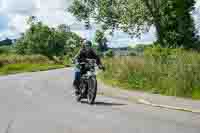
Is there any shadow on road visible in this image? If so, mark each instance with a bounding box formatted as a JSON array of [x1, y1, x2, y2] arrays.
[[81, 101, 127, 106]]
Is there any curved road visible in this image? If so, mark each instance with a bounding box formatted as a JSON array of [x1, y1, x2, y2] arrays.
[[0, 68, 199, 133]]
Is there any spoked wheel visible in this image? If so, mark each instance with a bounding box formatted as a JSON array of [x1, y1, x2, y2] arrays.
[[87, 77, 97, 105], [75, 80, 84, 102], [76, 79, 88, 102]]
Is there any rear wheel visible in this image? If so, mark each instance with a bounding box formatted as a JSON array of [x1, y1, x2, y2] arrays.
[[87, 77, 97, 105]]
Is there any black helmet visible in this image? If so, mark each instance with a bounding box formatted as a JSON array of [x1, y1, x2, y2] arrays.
[[83, 40, 92, 47]]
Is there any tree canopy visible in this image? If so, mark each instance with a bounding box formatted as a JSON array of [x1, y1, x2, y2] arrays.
[[16, 17, 82, 58], [94, 30, 108, 52], [69, 0, 199, 49]]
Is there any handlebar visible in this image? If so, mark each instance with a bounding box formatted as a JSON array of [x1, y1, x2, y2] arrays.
[[73, 58, 105, 70]]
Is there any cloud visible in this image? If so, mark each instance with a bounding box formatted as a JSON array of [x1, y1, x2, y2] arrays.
[[0, 0, 76, 40], [0, 0, 199, 47], [194, 0, 200, 34], [8, 14, 28, 33], [35, 10, 76, 27], [0, 0, 37, 15], [36, 0, 71, 10]]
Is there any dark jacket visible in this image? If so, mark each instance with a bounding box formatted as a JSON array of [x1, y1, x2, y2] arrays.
[[75, 48, 102, 65]]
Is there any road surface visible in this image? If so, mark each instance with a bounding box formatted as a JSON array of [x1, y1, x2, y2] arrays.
[[0, 68, 199, 133]]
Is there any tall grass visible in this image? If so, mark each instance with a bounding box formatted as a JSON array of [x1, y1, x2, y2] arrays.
[[0, 54, 64, 76], [101, 48, 200, 99], [0, 63, 64, 75], [0, 54, 53, 65]]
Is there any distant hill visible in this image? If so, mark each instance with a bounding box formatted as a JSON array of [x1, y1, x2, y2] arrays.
[[0, 38, 13, 46]]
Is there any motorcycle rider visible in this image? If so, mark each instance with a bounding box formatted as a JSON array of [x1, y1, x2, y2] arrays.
[[73, 40, 104, 95]]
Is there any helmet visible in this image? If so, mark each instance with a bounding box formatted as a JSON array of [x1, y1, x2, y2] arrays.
[[85, 40, 92, 47], [83, 40, 92, 48]]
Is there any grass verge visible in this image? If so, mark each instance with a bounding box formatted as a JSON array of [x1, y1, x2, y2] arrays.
[[0, 63, 64, 76], [99, 48, 200, 100]]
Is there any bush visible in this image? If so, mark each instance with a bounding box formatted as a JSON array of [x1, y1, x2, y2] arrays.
[[63, 55, 72, 67], [0, 46, 14, 54], [15, 22, 82, 59], [100, 49, 200, 99], [104, 49, 114, 57], [129, 52, 137, 56]]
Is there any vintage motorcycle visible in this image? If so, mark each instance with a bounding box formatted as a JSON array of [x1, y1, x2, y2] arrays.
[[74, 59, 99, 104]]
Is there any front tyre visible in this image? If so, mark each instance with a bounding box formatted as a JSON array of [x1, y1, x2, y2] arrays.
[[75, 79, 84, 102], [87, 77, 97, 105], [76, 94, 81, 102]]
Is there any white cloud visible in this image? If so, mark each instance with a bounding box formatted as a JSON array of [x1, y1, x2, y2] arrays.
[[194, 0, 200, 34], [0, 0, 200, 47], [0, 0, 76, 39], [8, 14, 28, 33], [195, 0, 200, 7], [36, 0, 70, 10], [0, 0, 36, 15], [35, 10, 75, 27]]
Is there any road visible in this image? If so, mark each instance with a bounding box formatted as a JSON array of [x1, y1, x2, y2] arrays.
[[0, 68, 199, 133]]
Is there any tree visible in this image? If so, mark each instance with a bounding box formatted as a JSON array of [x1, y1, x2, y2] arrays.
[[27, 16, 37, 25], [57, 24, 71, 33], [143, 0, 198, 48], [94, 30, 108, 52], [16, 17, 82, 59], [68, 0, 199, 49]]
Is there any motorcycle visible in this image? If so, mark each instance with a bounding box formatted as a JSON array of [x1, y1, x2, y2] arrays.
[[74, 59, 99, 104]]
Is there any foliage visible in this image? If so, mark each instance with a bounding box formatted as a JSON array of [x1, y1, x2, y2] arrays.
[[62, 55, 72, 67], [153, 0, 198, 49], [57, 24, 71, 33], [129, 52, 137, 56], [15, 18, 82, 59], [100, 49, 200, 99], [0, 46, 15, 54], [0, 38, 12, 46], [94, 30, 108, 53], [69, 0, 151, 36], [69, 0, 199, 49], [104, 49, 114, 57]]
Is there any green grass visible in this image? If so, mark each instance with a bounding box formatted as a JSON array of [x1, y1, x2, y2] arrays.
[[0, 63, 64, 76], [100, 48, 200, 100]]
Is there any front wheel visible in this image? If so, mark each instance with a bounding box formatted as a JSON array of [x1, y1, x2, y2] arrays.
[[75, 79, 85, 102], [87, 77, 97, 105]]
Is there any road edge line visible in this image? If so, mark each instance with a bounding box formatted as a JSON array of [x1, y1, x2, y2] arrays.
[[98, 92, 200, 114]]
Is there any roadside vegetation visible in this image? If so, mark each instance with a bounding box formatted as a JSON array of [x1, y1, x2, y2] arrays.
[[69, 0, 200, 100], [0, 54, 64, 76], [100, 46, 200, 99], [0, 63, 64, 76], [0, 16, 82, 76]]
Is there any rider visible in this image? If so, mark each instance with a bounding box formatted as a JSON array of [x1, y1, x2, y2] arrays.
[[73, 40, 104, 94]]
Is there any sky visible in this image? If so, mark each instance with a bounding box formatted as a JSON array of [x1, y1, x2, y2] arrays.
[[0, 0, 200, 48]]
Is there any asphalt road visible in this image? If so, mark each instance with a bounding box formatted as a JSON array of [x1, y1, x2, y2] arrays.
[[0, 68, 199, 133]]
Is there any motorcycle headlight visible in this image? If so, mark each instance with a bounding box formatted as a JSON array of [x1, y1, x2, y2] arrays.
[[87, 71, 93, 76]]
